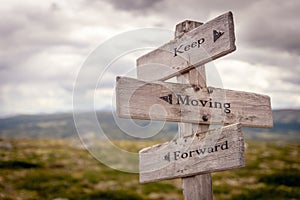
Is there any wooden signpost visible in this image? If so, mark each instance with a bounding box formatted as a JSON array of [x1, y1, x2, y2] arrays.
[[115, 11, 273, 199], [139, 123, 244, 183], [137, 12, 235, 81], [116, 76, 273, 128]]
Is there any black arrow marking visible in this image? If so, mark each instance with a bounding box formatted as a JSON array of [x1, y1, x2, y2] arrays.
[[213, 30, 224, 42], [163, 152, 170, 162], [159, 94, 172, 104]]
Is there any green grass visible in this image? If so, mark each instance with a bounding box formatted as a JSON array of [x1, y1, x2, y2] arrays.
[[0, 139, 299, 199], [0, 160, 41, 169], [259, 169, 300, 187], [18, 171, 78, 199]]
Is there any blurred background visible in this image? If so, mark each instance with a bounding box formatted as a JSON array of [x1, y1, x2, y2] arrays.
[[0, 0, 299, 199]]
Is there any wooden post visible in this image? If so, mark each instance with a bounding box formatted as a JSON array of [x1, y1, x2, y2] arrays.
[[176, 20, 213, 200], [117, 12, 272, 198]]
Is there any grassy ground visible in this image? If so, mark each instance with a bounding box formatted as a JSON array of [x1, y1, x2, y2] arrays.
[[0, 138, 299, 200]]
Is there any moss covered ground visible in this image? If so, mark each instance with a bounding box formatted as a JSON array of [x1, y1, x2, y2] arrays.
[[0, 139, 299, 200]]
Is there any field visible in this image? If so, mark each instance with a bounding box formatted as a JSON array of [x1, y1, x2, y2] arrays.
[[0, 138, 299, 200]]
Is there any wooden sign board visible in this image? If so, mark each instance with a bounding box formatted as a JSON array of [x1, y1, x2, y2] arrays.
[[116, 77, 273, 128], [139, 123, 245, 183], [137, 12, 236, 81]]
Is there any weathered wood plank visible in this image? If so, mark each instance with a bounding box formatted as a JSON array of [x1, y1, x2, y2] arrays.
[[116, 76, 273, 128], [139, 123, 245, 183], [136, 12, 236, 81]]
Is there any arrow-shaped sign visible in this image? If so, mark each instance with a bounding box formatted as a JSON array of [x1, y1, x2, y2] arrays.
[[116, 76, 273, 128], [139, 123, 245, 183], [136, 12, 236, 81]]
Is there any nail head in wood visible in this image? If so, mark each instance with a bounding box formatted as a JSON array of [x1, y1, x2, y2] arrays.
[[202, 115, 209, 122], [207, 87, 213, 94]]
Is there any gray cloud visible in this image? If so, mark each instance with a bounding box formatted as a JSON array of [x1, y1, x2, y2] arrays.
[[107, 0, 162, 12], [237, 0, 300, 55], [1, 0, 300, 117]]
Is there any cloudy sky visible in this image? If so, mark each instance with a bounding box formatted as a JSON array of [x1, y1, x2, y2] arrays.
[[1, 0, 300, 117]]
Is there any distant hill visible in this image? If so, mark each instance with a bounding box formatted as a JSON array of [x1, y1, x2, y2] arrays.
[[0, 112, 177, 140], [243, 109, 300, 141], [0, 110, 299, 141]]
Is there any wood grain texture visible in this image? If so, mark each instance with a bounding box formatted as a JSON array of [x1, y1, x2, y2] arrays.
[[136, 12, 236, 81], [178, 68, 213, 200], [182, 174, 212, 200], [116, 76, 273, 128], [175, 20, 213, 200], [139, 123, 245, 183]]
